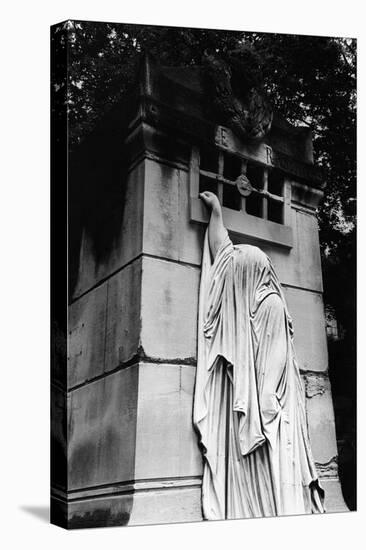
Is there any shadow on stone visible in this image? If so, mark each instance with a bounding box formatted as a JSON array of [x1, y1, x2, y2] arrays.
[[68, 114, 129, 300]]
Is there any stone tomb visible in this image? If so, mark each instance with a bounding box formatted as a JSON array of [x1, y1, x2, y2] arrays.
[[51, 57, 347, 528]]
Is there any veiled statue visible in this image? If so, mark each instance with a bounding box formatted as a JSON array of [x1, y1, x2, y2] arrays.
[[193, 191, 325, 520]]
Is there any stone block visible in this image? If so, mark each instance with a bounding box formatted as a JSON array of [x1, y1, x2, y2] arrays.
[[293, 208, 323, 292], [62, 485, 202, 528], [291, 181, 323, 210], [68, 284, 108, 389], [51, 384, 67, 490], [135, 123, 191, 168], [178, 168, 209, 266], [129, 486, 202, 526], [68, 258, 142, 389], [66, 493, 134, 529], [65, 361, 203, 527], [140, 257, 200, 360], [320, 479, 349, 513], [267, 207, 323, 293], [104, 258, 142, 370], [71, 161, 144, 300], [304, 373, 338, 465], [134, 363, 202, 480], [52, 317, 67, 389], [68, 365, 139, 490], [283, 286, 328, 372], [143, 159, 180, 261]]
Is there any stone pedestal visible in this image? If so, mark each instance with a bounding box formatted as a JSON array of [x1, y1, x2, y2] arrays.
[[51, 57, 347, 528]]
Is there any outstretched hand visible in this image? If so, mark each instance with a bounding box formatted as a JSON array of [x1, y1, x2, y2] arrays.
[[199, 191, 221, 214], [199, 191, 227, 259]]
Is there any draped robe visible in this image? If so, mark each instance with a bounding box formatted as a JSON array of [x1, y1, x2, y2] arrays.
[[193, 233, 325, 520]]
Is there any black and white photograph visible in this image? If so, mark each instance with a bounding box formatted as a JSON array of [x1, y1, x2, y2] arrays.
[[51, 19, 356, 529], [1, 2, 362, 548]]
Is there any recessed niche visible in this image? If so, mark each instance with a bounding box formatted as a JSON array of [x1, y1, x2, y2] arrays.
[[268, 169, 284, 196], [223, 184, 241, 211], [199, 175, 218, 196], [268, 200, 283, 224], [223, 152, 242, 180], [246, 163, 264, 190], [199, 148, 218, 173], [246, 193, 263, 217]]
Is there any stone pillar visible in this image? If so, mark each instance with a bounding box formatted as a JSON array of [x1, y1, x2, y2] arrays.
[[51, 57, 347, 529]]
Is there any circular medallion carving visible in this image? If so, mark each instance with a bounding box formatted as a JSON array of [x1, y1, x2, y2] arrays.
[[236, 174, 253, 197]]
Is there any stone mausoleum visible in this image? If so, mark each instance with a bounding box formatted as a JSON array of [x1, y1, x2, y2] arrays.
[[51, 56, 347, 528]]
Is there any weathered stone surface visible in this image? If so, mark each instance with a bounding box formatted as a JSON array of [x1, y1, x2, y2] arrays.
[[293, 208, 323, 292], [177, 169, 206, 266], [68, 259, 142, 389], [51, 384, 67, 490], [304, 372, 327, 399], [67, 493, 134, 529], [314, 456, 339, 479], [268, 206, 322, 293], [68, 361, 201, 490], [143, 159, 180, 261], [320, 479, 348, 513], [68, 366, 139, 490], [134, 363, 202, 480], [304, 374, 338, 465], [291, 180, 323, 210], [104, 258, 142, 370], [52, 317, 67, 389], [68, 284, 108, 389], [126, 123, 191, 173], [129, 486, 202, 526], [71, 161, 144, 300], [64, 485, 202, 528], [283, 286, 328, 372], [140, 257, 199, 360]]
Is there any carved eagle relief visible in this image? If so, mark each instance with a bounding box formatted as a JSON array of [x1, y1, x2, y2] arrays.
[[204, 53, 273, 141]]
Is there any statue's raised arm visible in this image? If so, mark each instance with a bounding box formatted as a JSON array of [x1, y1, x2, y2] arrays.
[[199, 191, 229, 261]]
